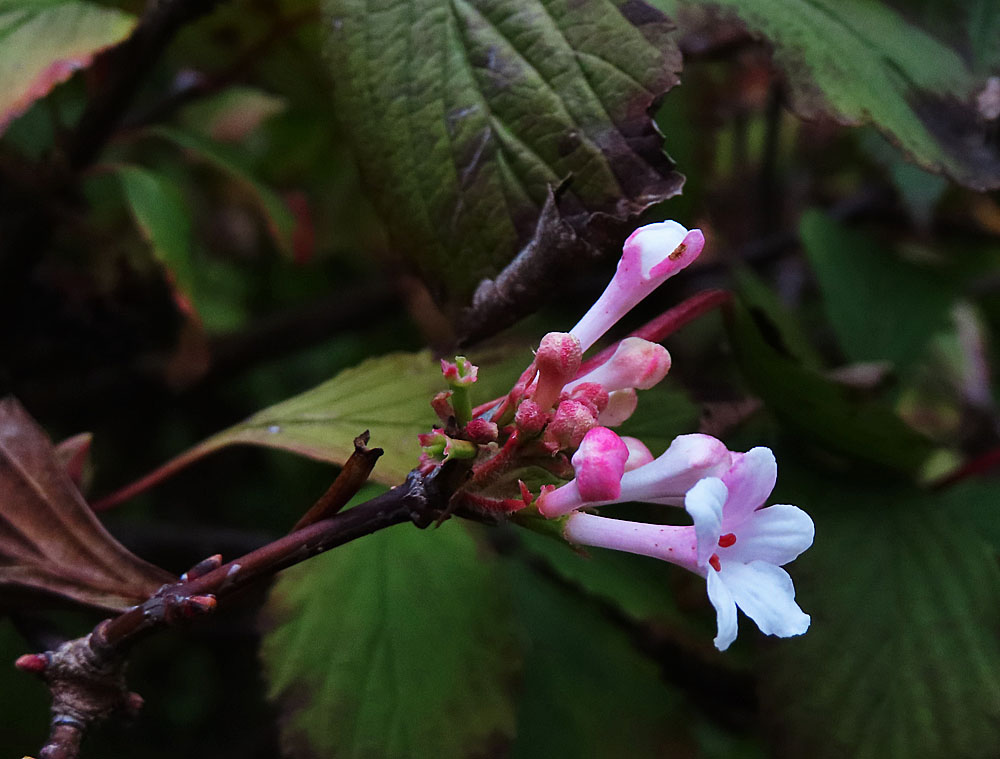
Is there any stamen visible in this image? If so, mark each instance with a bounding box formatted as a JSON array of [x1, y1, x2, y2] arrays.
[[718, 533, 737, 548], [709, 554, 721, 572]]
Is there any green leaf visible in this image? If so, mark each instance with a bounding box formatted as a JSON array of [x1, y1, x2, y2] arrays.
[[726, 299, 936, 474], [653, 0, 1000, 190], [324, 0, 684, 310], [505, 559, 684, 758], [0, 0, 135, 134], [514, 526, 715, 644], [762, 472, 1000, 759], [178, 86, 286, 143], [800, 210, 956, 369], [207, 351, 443, 484], [148, 125, 297, 257], [262, 522, 519, 759], [114, 165, 196, 304]]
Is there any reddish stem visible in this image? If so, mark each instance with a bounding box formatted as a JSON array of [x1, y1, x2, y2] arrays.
[[90, 437, 225, 511], [931, 447, 1000, 490], [577, 289, 731, 375]]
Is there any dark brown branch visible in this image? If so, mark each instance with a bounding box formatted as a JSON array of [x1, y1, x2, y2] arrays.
[[23, 464, 463, 759], [67, 0, 228, 170]]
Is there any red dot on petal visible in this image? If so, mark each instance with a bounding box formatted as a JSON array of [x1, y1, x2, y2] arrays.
[[718, 533, 737, 548], [709, 554, 721, 572]]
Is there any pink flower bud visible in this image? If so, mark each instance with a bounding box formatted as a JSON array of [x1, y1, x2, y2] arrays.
[[465, 418, 499, 443], [621, 436, 654, 471], [537, 427, 628, 516], [566, 382, 609, 417], [515, 399, 549, 435], [572, 427, 629, 501], [542, 399, 597, 452], [571, 222, 705, 352], [597, 389, 638, 426], [531, 332, 582, 410], [566, 337, 671, 394]]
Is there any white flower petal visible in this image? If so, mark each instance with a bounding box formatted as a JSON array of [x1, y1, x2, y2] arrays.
[[725, 504, 815, 566], [719, 561, 810, 639], [707, 568, 739, 651], [721, 447, 777, 527], [684, 477, 727, 566]]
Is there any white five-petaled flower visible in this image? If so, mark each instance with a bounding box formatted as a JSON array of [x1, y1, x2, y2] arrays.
[[562, 446, 813, 651]]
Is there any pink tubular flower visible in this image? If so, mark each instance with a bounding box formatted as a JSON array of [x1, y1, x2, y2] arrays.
[[538, 433, 732, 517], [565, 337, 671, 395], [563, 447, 813, 651], [532, 332, 582, 410], [570, 221, 705, 353]]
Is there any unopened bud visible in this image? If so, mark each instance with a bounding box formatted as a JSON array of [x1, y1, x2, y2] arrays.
[[568, 337, 670, 395], [543, 399, 597, 452], [571, 427, 629, 501], [14, 654, 48, 674], [465, 418, 499, 443], [566, 382, 609, 417], [532, 332, 582, 410], [514, 399, 548, 435]]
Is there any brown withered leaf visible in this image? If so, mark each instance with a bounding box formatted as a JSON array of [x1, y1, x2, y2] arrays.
[[0, 397, 174, 612]]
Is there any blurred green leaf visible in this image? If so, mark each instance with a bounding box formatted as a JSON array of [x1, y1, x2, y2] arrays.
[[653, 0, 1000, 190], [324, 0, 684, 310], [262, 522, 519, 759], [149, 125, 297, 257], [114, 164, 196, 306], [506, 559, 687, 758], [0, 0, 135, 134], [726, 299, 936, 474], [800, 210, 956, 369], [178, 86, 286, 143], [733, 266, 824, 369], [206, 351, 442, 484], [762, 470, 1000, 759]]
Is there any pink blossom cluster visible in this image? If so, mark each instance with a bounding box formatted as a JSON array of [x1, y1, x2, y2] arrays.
[[421, 221, 813, 651]]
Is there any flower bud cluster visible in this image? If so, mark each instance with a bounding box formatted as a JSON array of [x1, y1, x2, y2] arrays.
[[417, 220, 813, 651]]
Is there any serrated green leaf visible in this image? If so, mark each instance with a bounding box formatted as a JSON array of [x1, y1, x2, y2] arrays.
[[262, 522, 519, 759], [762, 472, 1000, 759], [800, 210, 956, 369], [0, 0, 135, 134], [209, 351, 443, 484], [324, 0, 684, 310], [726, 300, 936, 474], [653, 0, 1000, 190], [148, 125, 297, 256], [505, 559, 684, 758], [114, 164, 196, 304]]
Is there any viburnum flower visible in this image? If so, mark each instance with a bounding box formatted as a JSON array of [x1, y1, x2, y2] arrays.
[[537, 432, 732, 517], [570, 221, 705, 352], [562, 447, 813, 650]]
